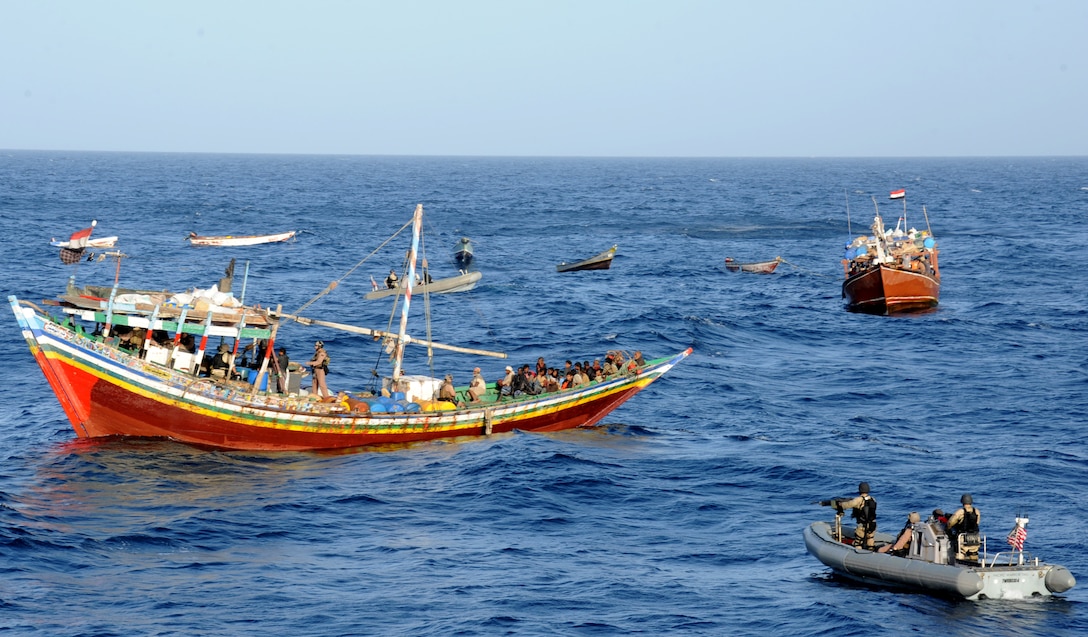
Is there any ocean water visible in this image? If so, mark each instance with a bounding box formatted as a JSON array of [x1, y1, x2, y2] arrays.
[[0, 152, 1086, 636]]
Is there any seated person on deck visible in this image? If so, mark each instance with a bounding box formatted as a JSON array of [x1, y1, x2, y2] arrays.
[[209, 343, 233, 378], [878, 511, 921, 557], [438, 375, 457, 405]]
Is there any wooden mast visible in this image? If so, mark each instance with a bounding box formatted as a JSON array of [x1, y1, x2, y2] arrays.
[[392, 204, 423, 382]]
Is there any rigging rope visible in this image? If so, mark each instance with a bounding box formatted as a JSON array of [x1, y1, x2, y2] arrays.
[[292, 217, 414, 315]]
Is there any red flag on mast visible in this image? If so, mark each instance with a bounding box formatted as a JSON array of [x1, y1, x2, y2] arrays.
[[59, 221, 96, 264], [889, 189, 906, 199]]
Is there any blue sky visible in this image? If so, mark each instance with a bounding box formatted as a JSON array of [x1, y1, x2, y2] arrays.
[[3, 1, 1085, 157]]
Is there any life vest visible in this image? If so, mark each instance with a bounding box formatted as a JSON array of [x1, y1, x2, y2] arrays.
[[952, 506, 979, 535], [853, 495, 877, 531]]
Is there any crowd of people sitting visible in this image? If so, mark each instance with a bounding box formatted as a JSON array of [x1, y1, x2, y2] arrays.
[[74, 317, 651, 409], [433, 350, 648, 407]]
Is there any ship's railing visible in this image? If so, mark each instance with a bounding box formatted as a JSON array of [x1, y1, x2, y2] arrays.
[[980, 550, 1039, 568]]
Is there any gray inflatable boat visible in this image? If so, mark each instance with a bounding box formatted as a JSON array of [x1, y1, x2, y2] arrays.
[[804, 514, 1075, 600]]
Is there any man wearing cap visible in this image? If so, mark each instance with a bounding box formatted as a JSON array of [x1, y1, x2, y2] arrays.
[[468, 367, 486, 402], [496, 365, 515, 397], [820, 482, 878, 550], [947, 494, 981, 564], [878, 511, 921, 556]]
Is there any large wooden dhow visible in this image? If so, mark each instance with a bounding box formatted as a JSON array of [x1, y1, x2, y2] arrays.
[[842, 190, 940, 314], [12, 205, 690, 451]]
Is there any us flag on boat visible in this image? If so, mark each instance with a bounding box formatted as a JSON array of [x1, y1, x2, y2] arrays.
[[889, 189, 906, 199], [1007, 521, 1028, 551], [59, 223, 95, 265]]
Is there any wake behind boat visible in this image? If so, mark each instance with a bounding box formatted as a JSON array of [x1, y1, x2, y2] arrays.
[[12, 205, 690, 451], [556, 245, 617, 272], [805, 512, 1075, 600], [842, 189, 939, 314], [187, 230, 297, 247]]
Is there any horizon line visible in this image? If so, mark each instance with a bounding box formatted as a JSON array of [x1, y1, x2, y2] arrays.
[[2, 148, 1086, 160]]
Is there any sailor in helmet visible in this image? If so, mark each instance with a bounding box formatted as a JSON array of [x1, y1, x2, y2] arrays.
[[820, 482, 878, 550], [306, 340, 331, 398], [947, 493, 982, 564]]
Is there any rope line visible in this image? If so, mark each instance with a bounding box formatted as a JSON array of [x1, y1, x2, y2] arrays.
[[292, 218, 414, 315], [778, 258, 836, 278]]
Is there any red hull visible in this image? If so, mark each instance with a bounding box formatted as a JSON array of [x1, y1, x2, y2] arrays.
[[12, 296, 690, 451], [843, 264, 939, 314], [44, 355, 662, 450]]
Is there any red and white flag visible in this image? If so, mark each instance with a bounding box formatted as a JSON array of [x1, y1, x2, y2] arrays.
[[1006, 523, 1027, 551], [58, 221, 96, 264], [67, 226, 94, 250], [889, 189, 906, 199]]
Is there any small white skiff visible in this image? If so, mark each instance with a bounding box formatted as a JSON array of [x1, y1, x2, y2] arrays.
[[187, 230, 296, 247], [51, 236, 118, 249], [365, 271, 482, 300]]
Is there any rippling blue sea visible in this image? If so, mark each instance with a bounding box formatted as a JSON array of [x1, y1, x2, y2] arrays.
[[0, 152, 1086, 636]]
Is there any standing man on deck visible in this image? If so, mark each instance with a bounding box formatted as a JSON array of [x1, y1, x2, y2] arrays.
[[270, 346, 289, 394], [820, 482, 878, 550], [307, 341, 330, 398], [947, 493, 982, 564]]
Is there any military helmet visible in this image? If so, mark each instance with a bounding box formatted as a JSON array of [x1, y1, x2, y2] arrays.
[[961, 493, 973, 505], [858, 481, 870, 494]]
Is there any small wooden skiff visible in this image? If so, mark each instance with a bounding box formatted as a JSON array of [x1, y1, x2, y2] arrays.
[[556, 245, 617, 272], [187, 230, 297, 247], [724, 256, 782, 274]]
